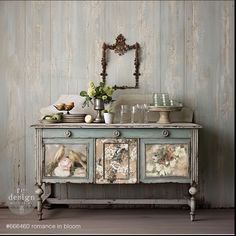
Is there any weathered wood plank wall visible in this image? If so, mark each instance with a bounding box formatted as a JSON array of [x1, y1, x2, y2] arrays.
[[0, 1, 234, 207]]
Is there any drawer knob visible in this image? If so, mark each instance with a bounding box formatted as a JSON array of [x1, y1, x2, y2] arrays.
[[162, 129, 169, 137], [113, 130, 121, 138], [64, 130, 72, 138]]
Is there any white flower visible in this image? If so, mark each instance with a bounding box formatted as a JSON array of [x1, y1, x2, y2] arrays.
[[156, 163, 162, 172], [54, 167, 70, 177], [170, 159, 177, 168], [89, 81, 95, 89], [102, 95, 108, 101], [87, 87, 96, 97], [73, 167, 86, 177], [146, 163, 154, 172], [174, 146, 187, 159], [156, 163, 171, 176], [58, 157, 73, 170]]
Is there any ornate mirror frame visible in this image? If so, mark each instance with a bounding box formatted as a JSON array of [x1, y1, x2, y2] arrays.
[[100, 34, 141, 89]]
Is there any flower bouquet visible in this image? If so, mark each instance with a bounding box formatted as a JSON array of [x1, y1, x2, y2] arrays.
[[80, 81, 115, 108]]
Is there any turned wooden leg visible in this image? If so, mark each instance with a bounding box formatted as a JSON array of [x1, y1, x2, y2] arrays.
[[44, 183, 52, 209], [189, 185, 198, 221], [35, 184, 44, 220]]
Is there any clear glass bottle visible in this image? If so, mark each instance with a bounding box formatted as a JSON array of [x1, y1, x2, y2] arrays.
[[131, 105, 138, 123], [143, 104, 149, 123], [131, 104, 145, 123], [120, 105, 131, 123]]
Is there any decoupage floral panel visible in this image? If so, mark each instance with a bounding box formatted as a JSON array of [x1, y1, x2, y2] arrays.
[[145, 144, 189, 177], [96, 139, 137, 184], [44, 144, 88, 178]]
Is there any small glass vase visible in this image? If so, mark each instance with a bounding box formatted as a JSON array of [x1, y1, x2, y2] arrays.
[[120, 105, 131, 123], [93, 98, 104, 123]]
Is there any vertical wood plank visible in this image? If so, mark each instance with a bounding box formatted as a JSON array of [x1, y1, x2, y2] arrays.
[[0, 1, 10, 205], [0, 1, 26, 202], [137, 1, 161, 102], [50, 1, 69, 102], [82, 1, 105, 90], [160, 1, 185, 101], [25, 1, 51, 195], [215, 1, 234, 207], [185, 0, 234, 207]]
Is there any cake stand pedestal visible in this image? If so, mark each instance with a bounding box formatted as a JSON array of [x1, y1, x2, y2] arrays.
[[148, 106, 183, 124]]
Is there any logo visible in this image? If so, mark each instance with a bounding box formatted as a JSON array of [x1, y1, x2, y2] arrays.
[[7, 186, 36, 215]]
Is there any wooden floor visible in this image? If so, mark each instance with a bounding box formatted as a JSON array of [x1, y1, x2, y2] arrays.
[[0, 208, 234, 234]]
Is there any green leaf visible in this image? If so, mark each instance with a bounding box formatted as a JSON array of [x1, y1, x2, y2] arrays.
[[80, 91, 88, 97], [99, 82, 105, 87]]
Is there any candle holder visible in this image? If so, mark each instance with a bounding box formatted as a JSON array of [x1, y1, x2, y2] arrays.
[[93, 99, 104, 123]]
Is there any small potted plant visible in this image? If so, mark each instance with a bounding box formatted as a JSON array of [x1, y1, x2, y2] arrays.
[[103, 102, 115, 124]]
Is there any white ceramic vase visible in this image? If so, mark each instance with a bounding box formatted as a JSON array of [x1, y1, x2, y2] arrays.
[[104, 113, 114, 124]]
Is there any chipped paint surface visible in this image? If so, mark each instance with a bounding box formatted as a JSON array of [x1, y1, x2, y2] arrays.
[[145, 144, 189, 177], [96, 139, 137, 184], [45, 144, 88, 178]]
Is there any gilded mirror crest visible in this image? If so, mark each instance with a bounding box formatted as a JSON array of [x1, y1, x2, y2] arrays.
[[100, 34, 141, 89]]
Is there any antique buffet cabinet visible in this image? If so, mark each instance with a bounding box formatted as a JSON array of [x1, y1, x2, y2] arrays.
[[32, 123, 201, 221]]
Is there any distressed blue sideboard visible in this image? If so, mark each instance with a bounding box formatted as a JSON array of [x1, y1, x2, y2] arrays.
[[31, 123, 202, 221]]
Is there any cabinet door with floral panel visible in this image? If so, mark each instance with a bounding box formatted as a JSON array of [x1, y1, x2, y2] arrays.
[[140, 139, 191, 183], [96, 138, 138, 184], [43, 139, 93, 183]]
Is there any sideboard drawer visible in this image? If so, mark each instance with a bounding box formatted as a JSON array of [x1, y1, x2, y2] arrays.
[[95, 138, 138, 184], [140, 138, 191, 183], [42, 128, 192, 139], [42, 139, 94, 183]]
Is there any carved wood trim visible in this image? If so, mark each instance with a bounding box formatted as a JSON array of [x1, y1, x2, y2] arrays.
[[100, 34, 141, 89]]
